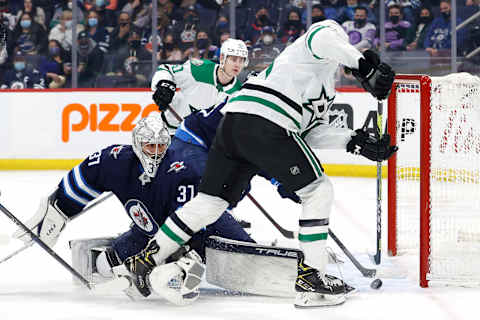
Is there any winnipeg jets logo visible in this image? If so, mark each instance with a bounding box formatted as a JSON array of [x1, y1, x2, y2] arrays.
[[110, 145, 124, 159], [167, 161, 186, 173], [125, 199, 158, 234]]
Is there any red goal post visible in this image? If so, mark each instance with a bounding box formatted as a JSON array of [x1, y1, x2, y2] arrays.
[[387, 73, 480, 288]]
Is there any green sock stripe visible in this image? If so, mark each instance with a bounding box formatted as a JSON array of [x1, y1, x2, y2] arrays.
[[160, 224, 185, 245], [298, 233, 328, 242]]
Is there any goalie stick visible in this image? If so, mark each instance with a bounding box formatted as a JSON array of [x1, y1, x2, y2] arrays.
[[0, 192, 114, 266], [0, 201, 93, 289], [246, 193, 398, 279]]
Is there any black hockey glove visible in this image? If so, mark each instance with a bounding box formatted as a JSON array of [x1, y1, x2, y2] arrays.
[[346, 128, 398, 162], [152, 79, 176, 111], [350, 50, 395, 101], [123, 238, 160, 297]]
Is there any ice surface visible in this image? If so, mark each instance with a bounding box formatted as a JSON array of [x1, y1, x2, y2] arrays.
[[0, 171, 478, 320]]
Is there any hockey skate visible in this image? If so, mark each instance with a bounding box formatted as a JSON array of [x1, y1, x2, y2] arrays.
[[294, 252, 354, 307], [123, 239, 160, 298]]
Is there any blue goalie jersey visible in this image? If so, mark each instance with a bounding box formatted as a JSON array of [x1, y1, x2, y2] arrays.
[[55, 145, 202, 236]]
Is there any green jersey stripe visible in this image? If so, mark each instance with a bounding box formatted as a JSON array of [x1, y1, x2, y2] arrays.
[[292, 132, 323, 178], [299, 232, 328, 242], [307, 26, 326, 60], [229, 95, 301, 129], [160, 224, 185, 245]]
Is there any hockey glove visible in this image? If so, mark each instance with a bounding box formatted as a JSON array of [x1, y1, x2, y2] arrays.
[[346, 128, 398, 162], [12, 194, 68, 248], [149, 249, 205, 306], [350, 50, 395, 100], [152, 79, 176, 111], [123, 238, 160, 297]]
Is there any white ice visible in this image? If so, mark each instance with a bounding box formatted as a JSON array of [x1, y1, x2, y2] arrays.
[[0, 171, 478, 320]]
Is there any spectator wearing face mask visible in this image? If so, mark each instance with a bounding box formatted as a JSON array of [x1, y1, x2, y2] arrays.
[[406, 6, 433, 51], [15, 0, 46, 31], [76, 30, 104, 87], [342, 6, 376, 50], [251, 26, 283, 63], [278, 9, 305, 44], [113, 27, 150, 80], [143, 8, 171, 54], [244, 6, 273, 45], [374, 4, 413, 51], [110, 11, 131, 51], [13, 12, 47, 55], [424, 0, 467, 56], [1, 50, 45, 89], [336, 0, 376, 24], [84, 0, 117, 28], [49, 9, 85, 52], [39, 39, 66, 88], [172, 5, 200, 51], [311, 4, 327, 24], [158, 32, 182, 61], [85, 9, 110, 53], [184, 30, 218, 60]]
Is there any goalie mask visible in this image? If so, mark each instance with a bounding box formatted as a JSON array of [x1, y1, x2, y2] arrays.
[[219, 38, 249, 69], [132, 112, 171, 178]]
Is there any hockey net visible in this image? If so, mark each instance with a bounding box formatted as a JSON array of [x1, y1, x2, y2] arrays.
[[387, 73, 480, 287]]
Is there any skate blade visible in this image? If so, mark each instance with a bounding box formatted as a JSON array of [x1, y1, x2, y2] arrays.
[[294, 292, 346, 307]]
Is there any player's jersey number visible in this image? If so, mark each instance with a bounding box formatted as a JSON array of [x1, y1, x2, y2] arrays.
[[177, 185, 195, 203]]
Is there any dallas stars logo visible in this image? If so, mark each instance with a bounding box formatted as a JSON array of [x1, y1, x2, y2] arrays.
[[302, 86, 335, 128]]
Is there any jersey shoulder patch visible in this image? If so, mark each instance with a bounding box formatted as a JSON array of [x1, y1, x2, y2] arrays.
[[167, 161, 186, 173], [189, 59, 217, 85], [109, 145, 127, 159]]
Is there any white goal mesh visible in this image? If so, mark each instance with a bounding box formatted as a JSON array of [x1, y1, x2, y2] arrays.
[[388, 73, 480, 287]]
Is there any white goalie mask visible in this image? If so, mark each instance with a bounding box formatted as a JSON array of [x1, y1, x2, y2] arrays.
[[132, 112, 171, 178], [220, 38, 249, 68]]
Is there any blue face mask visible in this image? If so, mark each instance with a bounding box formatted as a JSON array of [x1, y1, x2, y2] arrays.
[[96, 0, 105, 7], [217, 21, 228, 28], [65, 20, 72, 29], [88, 18, 98, 27], [20, 20, 31, 29], [14, 62, 26, 71]]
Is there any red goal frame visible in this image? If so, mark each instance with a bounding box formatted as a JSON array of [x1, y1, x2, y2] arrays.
[[387, 75, 432, 288]]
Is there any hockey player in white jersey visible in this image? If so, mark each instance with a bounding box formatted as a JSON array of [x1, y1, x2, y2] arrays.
[[124, 20, 397, 307], [151, 38, 248, 134]]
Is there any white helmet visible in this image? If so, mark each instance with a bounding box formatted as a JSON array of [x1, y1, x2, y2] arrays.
[[132, 112, 171, 178], [220, 38, 249, 68]]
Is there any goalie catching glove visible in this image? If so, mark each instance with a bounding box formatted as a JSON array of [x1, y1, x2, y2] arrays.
[[12, 193, 68, 248], [123, 239, 205, 305], [152, 79, 176, 111], [346, 128, 398, 162]]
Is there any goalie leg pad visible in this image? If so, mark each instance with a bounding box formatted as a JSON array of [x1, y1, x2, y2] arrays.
[[70, 237, 115, 284]]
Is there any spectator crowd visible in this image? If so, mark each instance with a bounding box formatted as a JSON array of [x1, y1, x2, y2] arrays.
[[0, 0, 479, 89]]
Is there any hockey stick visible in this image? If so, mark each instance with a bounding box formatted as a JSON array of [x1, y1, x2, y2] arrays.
[[373, 100, 384, 265], [245, 192, 390, 279], [0, 192, 114, 266], [0, 202, 93, 289]]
